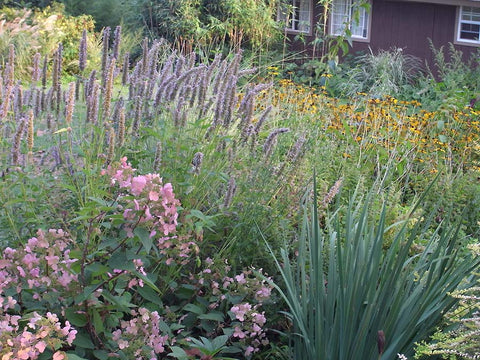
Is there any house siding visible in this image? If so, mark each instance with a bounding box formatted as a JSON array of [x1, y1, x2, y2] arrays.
[[289, 0, 479, 66]]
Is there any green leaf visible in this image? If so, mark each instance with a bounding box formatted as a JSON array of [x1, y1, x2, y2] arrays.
[[86, 196, 112, 207], [134, 271, 161, 292], [72, 333, 95, 349], [92, 309, 104, 334], [85, 263, 110, 277], [98, 236, 122, 251], [136, 285, 163, 306], [100, 290, 136, 311], [67, 354, 89, 360], [65, 308, 88, 327], [210, 334, 230, 350], [437, 120, 445, 130], [54, 127, 69, 134], [134, 227, 153, 253], [107, 251, 135, 271], [168, 346, 189, 360], [183, 303, 205, 315], [438, 134, 447, 143], [74, 284, 98, 304], [93, 350, 110, 360], [198, 312, 224, 322]]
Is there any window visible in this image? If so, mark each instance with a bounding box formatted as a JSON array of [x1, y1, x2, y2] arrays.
[[278, 0, 312, 34], [457, 6, 480, 44], [330, 0, 370, 40]]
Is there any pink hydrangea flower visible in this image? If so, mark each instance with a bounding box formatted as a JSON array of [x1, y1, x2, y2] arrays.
[[131, 175, 147, 196]]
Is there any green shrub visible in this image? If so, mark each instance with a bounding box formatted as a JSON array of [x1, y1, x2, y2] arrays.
[[415, 244, 480, 359], [410, 42, 480, 112], [330, 47, 424, 99], [266, 177, 480, 359], [0, 4, 95, 79]]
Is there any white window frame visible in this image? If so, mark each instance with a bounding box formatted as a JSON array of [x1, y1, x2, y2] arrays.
[[456, 6, 480, 46], [278, 0, 313, 35], [329, 0, 371, 41]]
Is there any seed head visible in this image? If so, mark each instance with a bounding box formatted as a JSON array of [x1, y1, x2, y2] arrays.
[[106, 126, 115, 164], [27, 109, 34, 153], [79, 29, 88, 73], [263, 128, 290, 158], [153, 141, 162, 171], [322, 178, 343, 208], [101, 27, 111, 73], [32, 52, 41, 83], [103, 57, 116, 120], [377, 330, 385, 356], [11, 118, 26, 166], [191, 152, 204, 174], [122, 52, 130, 86], [223, 176, 237, 208], [65, 82, 76, 125], [117, 106, 125, 147], [112, 26, 121, 60]]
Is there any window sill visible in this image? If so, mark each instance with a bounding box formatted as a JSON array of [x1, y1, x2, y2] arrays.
[[283, 29, 313, 36], [454, 39, 480, 47], [351, 37, 370, 43], [330, 33, 371, 43]]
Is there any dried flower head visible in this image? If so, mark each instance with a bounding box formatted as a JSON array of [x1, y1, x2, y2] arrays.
[[377, 330, 386, 356], [103, 57, 116, 120], [27, 109, 34, 153], [32, 52, 41, 83], [41, 55, 48, 89], [191, 152, 204, 174], [7, 44, 15, 86], [106, 126, 115, 164], [322, 178, 343, 208], [117, 106, 126, 147], [223, 176, 237, 208], [263, 128, 290, 158], [122, 52, 130, 86], [65, 82, 76, 125], [11, 118, 26, 165], [153, 141, 162, 171]]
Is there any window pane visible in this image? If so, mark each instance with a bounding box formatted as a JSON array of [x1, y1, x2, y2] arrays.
[[351, 6, 368, 38], [298, 0, 311, 32], [331, 0, 369, 38], [279, 0, 311, 33], [331, 0, 350, 35], [460, 23, 480, 40], [459, 6, 480, 42], [461, 7, 480, 21], [461, 7, 473, 21]]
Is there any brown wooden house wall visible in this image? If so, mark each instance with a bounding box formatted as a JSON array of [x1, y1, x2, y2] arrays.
[[290, 0, 479, 67]]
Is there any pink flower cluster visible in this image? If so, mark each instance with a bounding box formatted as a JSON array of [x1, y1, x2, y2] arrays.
[[112, 308, 170, 360], [102, 157, 179, 237], [190, 258, 273, 357], [0, 229, 79, 302], [230, 303, 269, 357], [0, 229, 78, 359], [103, 157, 198, 265], [196, 259, 273, 304], [0, 311, 76, 360]]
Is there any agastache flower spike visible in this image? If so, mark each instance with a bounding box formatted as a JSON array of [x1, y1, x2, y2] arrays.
[[79, 29, 87, 73]]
